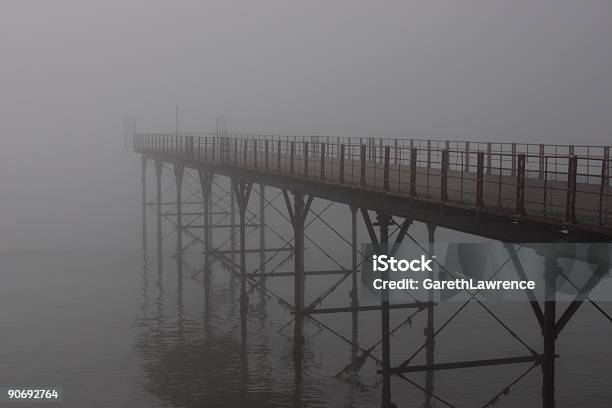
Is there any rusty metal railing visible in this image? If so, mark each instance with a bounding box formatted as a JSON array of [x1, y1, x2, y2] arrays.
[[134, 133, 611, 231]]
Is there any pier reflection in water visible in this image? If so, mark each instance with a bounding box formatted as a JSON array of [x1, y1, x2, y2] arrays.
[[135, 214, 612, 408], [133, 159, 612, 407], [1, 248, 611, 407], [136, 248, 382, 408]]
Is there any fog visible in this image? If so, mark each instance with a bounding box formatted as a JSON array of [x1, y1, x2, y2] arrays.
[[1, 0, 611, 251]]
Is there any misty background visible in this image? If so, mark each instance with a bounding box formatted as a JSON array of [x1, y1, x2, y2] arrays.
[[1, 0, 611, 251]]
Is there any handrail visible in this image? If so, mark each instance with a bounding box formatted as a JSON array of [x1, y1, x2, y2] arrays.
[[133, 134, 611, 230]]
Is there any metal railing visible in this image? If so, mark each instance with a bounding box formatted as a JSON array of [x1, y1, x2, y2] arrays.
[[134, 133, 611, 230]]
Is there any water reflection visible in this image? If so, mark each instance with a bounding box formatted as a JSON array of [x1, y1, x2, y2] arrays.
[[136, 254, 323, 408]]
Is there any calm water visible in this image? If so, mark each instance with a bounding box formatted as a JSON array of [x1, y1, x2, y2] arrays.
[[1, 248, 611, 407]]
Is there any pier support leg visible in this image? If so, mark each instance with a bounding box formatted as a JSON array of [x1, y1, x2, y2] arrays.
[[141, 156, 147, 264], [542, 254, 558, 408], [199, 170, 213, 278], [259, 184, 266, 282], [230, 179, 237, 265], [425, 223, 437, 407], [233, 180, 253, 317], [361, 210, 411, 408], [377, 212, 392, 408], [350, 206, 360, 378], [174, 164, 184, 280], [155, 161, 163, 281], [294, 193, 306, 346], [283, 191, 313, 385]]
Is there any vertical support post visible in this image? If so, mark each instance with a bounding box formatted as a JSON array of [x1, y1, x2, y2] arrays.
[[377, 212, 392, 408], [350, 206, 359, 377], [174, 164, 184, 280], [231, 179, 237, 264], [320, 143, 326, 180], [441, 149, 449, 202], [599, 147, 609, 226], [253, 139, 258, 169], [212, 137, 216, 162], [265, 140, 269, 170], [542, 253, 558, 408], [349, 206, 359, 312], [234, 138, 238, 164], [384, 146, 390, 191], [277, 140, 282, 172], [464, 141, 470, 172], [394, 139, 398, 165], [511, 143, 517, 176], [141, 156, 148, 264], [290, 141, 295, 174], [288, 192, 308, 346], [424, 223, 436, 407], [410, 148, 418, 196], [360, 145, 367, 187], [199, 170, 213, 277], [340, 144, 345, 184], [516, 154, 526, 215], [539, 144, 545, 180], [304, 142, 309, 177], [566, 155, 577, 223], [233, 181, 253, 317], [155, 161, 163, 273], [477, 151, 485, 208], [243, 139, 248, 165], [259, 184, 266, 279], [487, 142, 492, 175]]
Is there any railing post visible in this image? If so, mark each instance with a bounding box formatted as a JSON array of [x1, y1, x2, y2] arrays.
[[487, 143, 492, 175], [599, 147, 609, 226], [277, 140, 282, 172], [566, 155, 578, 223], [290, 141, 295, 174], [360, 144, 367, 187], [441, 149, 449, 202], [243, 139, 248, 165], [511, 143, 517, 176], [304, 142, 309, 177], [212, 137, 216, 162], [516, 154, 526, 215], [234, 139, 238, 165], [253, 139, 258, 169], [265, 140, 269, 170], [464, 141, 470, 172], [384, 146, 390, 191], [477, 151, 484, 208], [394, 139, 398, 165], [340, 144, 345, 184], [320, 143, 326, 180], [427, 140, 431, 170], [410, 148, 418, 196], [539, 144, 545, 180]]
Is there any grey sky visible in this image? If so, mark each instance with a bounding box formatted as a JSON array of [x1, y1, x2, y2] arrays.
[[0, 0, 610, 250]]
